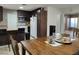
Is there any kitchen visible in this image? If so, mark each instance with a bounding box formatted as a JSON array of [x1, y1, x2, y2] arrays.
[[0, 4, 79, 55], [0, 0, 78, 59], [0, 4, 47, 52]]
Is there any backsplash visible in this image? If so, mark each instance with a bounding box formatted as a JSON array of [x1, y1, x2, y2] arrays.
[[0, 21, 7, 29], [0, 21, 7, 25]]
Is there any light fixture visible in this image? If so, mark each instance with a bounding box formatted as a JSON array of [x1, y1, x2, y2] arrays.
[[22, 4, 27, 6], [19, 4, 27, 9], [19, 6, 24, 9]]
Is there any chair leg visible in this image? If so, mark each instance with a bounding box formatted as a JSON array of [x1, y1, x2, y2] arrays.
[[7, 34, 11, 52], [22, 46, 25, 55], [73, 31, 75, 38], [76, 32, 78, 37], [8, 44, 10, 51]]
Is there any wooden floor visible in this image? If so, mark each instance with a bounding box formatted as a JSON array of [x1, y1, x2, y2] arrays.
[[0, 43, 30, 55], [0, 45, 13, 55]]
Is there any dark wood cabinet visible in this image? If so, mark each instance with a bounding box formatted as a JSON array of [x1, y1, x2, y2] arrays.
[[0, 29, 9, 46], [0, 6, 3, 21], [37, 8, 47, 37], [26, 33, 30, 40], [17, 10, 26, 16], [17, 10, 31, 22]]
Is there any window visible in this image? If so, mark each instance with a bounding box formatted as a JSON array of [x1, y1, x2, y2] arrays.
[[66, 17, 78, 29], [70, 17, 77, 28]]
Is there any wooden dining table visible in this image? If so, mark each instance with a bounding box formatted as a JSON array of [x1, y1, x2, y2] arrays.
[[20, 37, 79, 55]]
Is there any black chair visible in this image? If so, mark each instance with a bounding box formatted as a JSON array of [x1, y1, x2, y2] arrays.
[[9, 35, 19, 55], [8, 30, 25, 42]]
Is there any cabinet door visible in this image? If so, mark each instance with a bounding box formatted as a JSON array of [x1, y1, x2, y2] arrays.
[[17, 10, 25, 17], [17, 10, 30, 21], [0, 6, 3, 21], [17, 10, 27, 17], [37, 12, 41, 37], [37, 9, 47, 37], [40, 11, 47, 37]]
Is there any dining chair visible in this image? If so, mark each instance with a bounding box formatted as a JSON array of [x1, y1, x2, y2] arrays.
[[13, 31, 25, 42], [9, 35, 20, 55], [76, 29, 79, 37], [73, 28, 79, 37], [77, 32, 79, 38]]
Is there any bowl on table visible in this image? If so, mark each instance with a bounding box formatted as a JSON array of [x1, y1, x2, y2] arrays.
[[61, 37, 72, 44]]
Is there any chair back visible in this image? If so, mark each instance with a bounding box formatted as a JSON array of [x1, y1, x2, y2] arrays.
[[10, 35, 19, 55]]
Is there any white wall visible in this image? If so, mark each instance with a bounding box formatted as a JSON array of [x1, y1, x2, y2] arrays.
[[60, 13, 65, 33], [47, 7, 79, 36], [61, 8, 79, 14], [7, 9, 18, 31], [47, 7, 62, 36]]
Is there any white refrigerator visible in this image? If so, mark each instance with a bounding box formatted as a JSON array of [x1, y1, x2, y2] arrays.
[[30, 16, 37, 39]]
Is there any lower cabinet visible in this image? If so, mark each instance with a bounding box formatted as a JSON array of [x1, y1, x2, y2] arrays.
[[26, 33, 30, 40], [0, 35, 9, 46], [0, 29, 9, 46], [0, 28, 30, 46]]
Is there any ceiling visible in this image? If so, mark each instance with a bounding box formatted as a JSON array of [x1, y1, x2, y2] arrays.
[[0, 4, 79, 11], [0, 4, 46, 11]]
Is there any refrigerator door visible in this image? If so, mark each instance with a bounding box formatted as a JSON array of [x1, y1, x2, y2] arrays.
[[30, 16, 37, 39]]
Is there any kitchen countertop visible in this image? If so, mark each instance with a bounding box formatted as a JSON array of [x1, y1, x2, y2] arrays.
[[0, 25, 7, 29]]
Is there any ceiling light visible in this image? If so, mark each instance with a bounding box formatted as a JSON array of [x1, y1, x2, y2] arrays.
[[19, 6, 24, 9], [22, 4, 27, 6]]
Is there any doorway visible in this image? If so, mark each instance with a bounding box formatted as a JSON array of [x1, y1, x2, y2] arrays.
[[65, 15, 78, 31], [64, 15, 78, 38]]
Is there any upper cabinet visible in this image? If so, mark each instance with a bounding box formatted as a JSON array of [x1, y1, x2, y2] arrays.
[[0, 6, 3, 21], [17, 10, 31, 22], [17, 10, 26, 16]]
